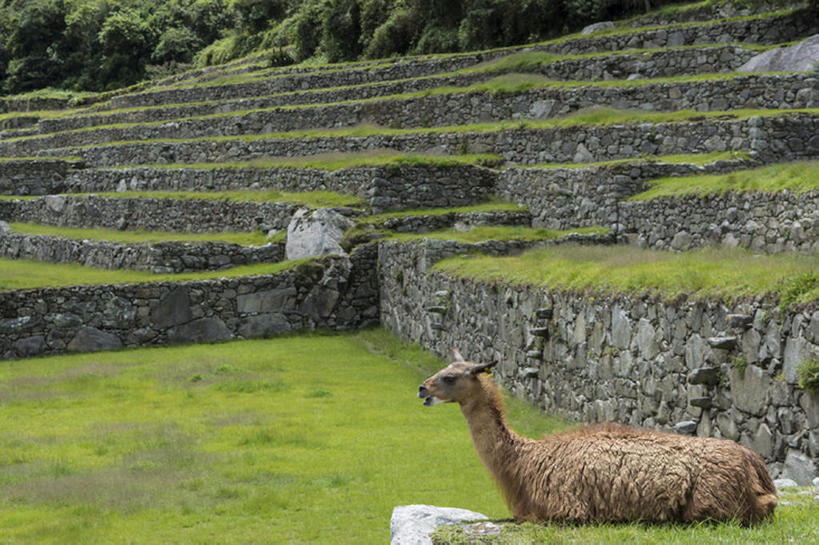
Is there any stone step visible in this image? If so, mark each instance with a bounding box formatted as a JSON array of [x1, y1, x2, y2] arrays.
[[37, 44, 763, 135], [0, 228, 284, 274], [38, 110, 819, 169], [7, 74, 814, 155]]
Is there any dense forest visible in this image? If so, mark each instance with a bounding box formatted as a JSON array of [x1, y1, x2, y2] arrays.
[[0, 0, 798, 94]]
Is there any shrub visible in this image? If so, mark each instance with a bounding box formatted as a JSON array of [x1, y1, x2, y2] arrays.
[[320, 0, 363, 62], [363, 8, 417, 58], [797, 358, 819, 393]]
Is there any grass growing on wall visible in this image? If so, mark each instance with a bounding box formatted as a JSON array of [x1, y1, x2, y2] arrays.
[[628, 161, 819, 200], [7, 223, 273, 247], [78, 189, 366, 209], [0, 257, 303, 291], [432, 245, 819, 304], [0, 331, 567, 544], [387, 225, 609, 244], [521, 150, 750, 170]]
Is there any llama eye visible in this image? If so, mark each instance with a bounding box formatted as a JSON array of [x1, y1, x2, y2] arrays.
[[441, 375, 456, 384]]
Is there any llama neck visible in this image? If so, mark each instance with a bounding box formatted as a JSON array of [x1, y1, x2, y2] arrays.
[[459, 377, 526, 483]]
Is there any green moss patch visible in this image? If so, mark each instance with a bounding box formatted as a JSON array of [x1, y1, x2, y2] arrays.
[[75, 189, 366, 209], [629, 161, 819, 200], [432, 245, 819, 304]]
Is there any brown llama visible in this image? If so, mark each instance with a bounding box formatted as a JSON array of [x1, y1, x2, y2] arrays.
[[418, 349, 778, 525]]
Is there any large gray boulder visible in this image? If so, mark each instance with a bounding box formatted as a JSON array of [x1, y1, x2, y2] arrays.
[[285, 208, 354, 260], [67, 327, 122, 352], [738, 35, 819, 73], [390, 505, 488, 545]]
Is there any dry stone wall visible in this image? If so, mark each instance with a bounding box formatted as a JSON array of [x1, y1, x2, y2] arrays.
[[0, 246, 379, 360], [10, 74, 816, 152], [0, 195, 301, 233], [0, 159, 74, 195], [46, 113, 819, 168], [0, 232, 285, 273], [64, 164, 498, 213], [378, 240, 819, 483]]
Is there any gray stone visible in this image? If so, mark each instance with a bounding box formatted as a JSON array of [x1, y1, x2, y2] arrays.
[[783, 336, 811, 384], [611, 307, 631, 349], [774, 478, 799, 490], [572, 143, 594, 163], [390, 505, 488, 545], [45, 195, 65, 213], [286, 207, 354, 260], [151, 287, 192, 329], [688, 366, 720, 386], [238, 313, 292, 339], [730, 364, 771, 416], [673, 420, 697, 435], [708, 336, 737, 350], [689, 396, 713, 409], [580, 21, 614, 35], [781, 450, 817, 486], [752, 423, 774, 460], [636, 318, 659, 360], [738, 35, 819, 73], [168, 317, 233, 344], [300, 286, 340, 320], [670, 231, 692, 250], [67, 327, 122, 353], [14, 335, 46, 357], [237, 287, 297, 313], [727, 314, 752, 329], [0, 220, 10, 234]]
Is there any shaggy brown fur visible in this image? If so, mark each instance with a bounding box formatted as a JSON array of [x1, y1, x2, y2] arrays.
[[418, 352, 777, 525]]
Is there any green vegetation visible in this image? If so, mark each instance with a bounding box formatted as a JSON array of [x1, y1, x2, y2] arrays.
[[357, 201, 527, 225], [432, 245, 819, 304], [797, 357, 819, 393], [0, 330, 568, 543], [0, 257, 303, 291], [7, 222, 273, 247], [524, 150, 750, 170], [432, 491, 819, 545], [54, 108, 819, 152], [388, 225, 608, 243], [80, 189, 366, 209], [117, 151, 504, 171], [629, 162, 819, 200]]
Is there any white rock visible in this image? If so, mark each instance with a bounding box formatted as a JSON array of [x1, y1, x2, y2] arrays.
[[0, 220, 10, 234], [774, 478, 799, 490], [285, 208, 354, 260], [390, 505, 488, 545], [738, 34, 819, 72], [580, 21, 615, 35], [813, 476, 819, 488], [45, 195, 65, 213]]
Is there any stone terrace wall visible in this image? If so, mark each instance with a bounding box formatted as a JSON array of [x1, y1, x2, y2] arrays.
[[13, 74, 815, 151], [59, 113, 819, 168], [378, 240, 819, 482], [0, 232, 285, 273], [0, 159, 73, 195], [539, 9, 817, 55], [39, 45, 757, 135], [111, 53, 507, 109], [623, 191, 819, 253], [0, 246, 379, 360], [0, 195, 300, 233], [65, 164, 498, 213]]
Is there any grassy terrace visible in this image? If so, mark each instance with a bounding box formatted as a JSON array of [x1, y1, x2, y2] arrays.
[[19, 71, 802, 138], [0, 257, 303, 291], [629, 161, 819, 200], [53, 107, 819, 151], [0, 331, 566, 544], [0, 190, 366, 209], [6, 223, 274, 247], [357, 201, 528, 225], [109, 151, 503, 171], [432, 245, 819, 306], [520, 150, 751, 170]]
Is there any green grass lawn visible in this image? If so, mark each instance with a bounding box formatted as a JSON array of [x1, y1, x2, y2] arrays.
[[433, 245, 819, 305], [0, 330, 566, 544], [0, 257, 303, 291], [629, 161, 819, 200], [7, 223, 273, 246]]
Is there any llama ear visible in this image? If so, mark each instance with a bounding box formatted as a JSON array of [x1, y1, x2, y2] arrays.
[[470, 361, 498, 375], [451, 347, 465, 362]]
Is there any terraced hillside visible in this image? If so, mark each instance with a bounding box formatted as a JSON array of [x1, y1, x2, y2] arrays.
[[1, 0, 817, 492]]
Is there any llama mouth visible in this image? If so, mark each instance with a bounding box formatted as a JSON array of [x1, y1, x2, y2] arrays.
[[423, 396, 445, 407]]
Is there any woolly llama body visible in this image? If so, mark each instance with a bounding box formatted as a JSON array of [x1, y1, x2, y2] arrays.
[[418, 351, 777, 525]]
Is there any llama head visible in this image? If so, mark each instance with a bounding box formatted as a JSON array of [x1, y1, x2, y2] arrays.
[[418, 348, 497, 406]]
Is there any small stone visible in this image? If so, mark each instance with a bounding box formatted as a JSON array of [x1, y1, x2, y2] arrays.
[[530, 327, 549, 337], [727, 314, 752, 328], [674, 421, 698, 435], [707, 336, 737, 350], [580, 21, 614, 35], [390, 505, 487, 545], [688, 367, 720, 386], [689, 397, 712, 409], [774, 478, 799, 490], [0, 220, 10, 234]]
